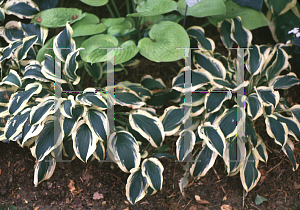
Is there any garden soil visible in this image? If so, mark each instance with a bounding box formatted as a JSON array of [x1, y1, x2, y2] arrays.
[[1, 3, 300, 209]]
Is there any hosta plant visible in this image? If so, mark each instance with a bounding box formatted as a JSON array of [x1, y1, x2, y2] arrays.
[[174, 16, 300, 196], [0, 0, 299, 206]]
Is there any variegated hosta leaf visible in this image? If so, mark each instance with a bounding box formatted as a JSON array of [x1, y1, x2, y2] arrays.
[[108, 131, 141, 173], [246, 45, 264, 76], [63, 135, 75, 160], [21, 22, 48, 45], [0, 69, 21, 87], [8, 83, 42, 115], [140, 75, 167, 90], [254, 138, 268, 163], [63, 48, 84, 85], [265, 0, 297, 16], [20, 119, 44, 147], [141, 157, 164, 192], [23, 61, 50, 82], [34, 154, 56, 187], [265, 47, 289, 81], [72, 120, 97, 162], [35, 116, 62, 162], [0, 105, 8, 117], [216, 106, 244, 138], [13, 35, 38, 61], [198, 122, 226, 156], [84, 108, 109, 142], [217, 19, 234, 50], [41, 54, 68, 84], [0, 21, 24, 43], [255, 86, 280, 112], [93, 141, 105, 162], [4, 0, 39, 19], [223, 136, 246, 176], [240, 150, 261, 193], [194, 51, 226, 79], [179, 92, 206, 107], [291, 105, 300, 124], [179, 171, 189, 196], [204, 91, 232, 113], [230, 17, 252, 48], [265, 115, 288, 147], [187, 26, 215, 51], [114, 89, 145, 109], [53, 22, 76, 62], [282, 138, 299, 171], [269, 72, 300, 89], [245, 115, 257, 147], [176, 130, 196, 162], [5, 108, 30, 140], [245, 93, 263, 121], [129, 109, 165, 148], [159, 106, 187, 136], [172, 68, 212, 93], [117, 81, 152, 101], [75, 88, 107, 110], [274, 113, 300, 141], [190, 144, 218, 177], [60, 96, 75, 118], [125, 167, 148, 205], [0, 40, 23, 62], [29, 96, 61, 125], [205, 106, 225, 125]]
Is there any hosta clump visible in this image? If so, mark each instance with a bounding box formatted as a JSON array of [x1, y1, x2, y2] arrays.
[[174, 16, 300, 196]]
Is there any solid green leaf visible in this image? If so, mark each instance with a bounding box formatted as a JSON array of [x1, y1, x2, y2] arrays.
[[80, 0, 108, 6], [31, 8, 85, 28], [177, 0, 226, 17], [255, 195, 268, 205], [209, 1, 268, 30], [128, 0, 177, 17], [138, 21, 190, 62]]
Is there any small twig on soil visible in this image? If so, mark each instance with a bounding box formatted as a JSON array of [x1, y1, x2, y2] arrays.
[[250, 204, 261, 210], [267, 160, 282, 173], [212, 167, 220, 180], [182, 199, 192, 210]]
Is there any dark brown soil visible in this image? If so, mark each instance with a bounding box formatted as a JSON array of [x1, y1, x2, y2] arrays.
[[1, 1, 300, 210]]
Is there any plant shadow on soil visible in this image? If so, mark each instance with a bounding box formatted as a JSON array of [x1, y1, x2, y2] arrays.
[[1, 2, 300, 209]]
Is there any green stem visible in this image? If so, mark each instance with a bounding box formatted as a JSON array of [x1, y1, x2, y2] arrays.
[[137, 17, 141, 40], [145, 143, 151, 151], [111, 0, 121, 17], [115, 112, 130, 115], [94, 80, 98, 88], [114, 118, 128, 127], [131, 0, 136, 13], [126, 0, 130, 14], [200, 22, 211, 28], [77, 83, 83, 91], [106, 4, 115, 18], [100, 74, 107, 88]]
